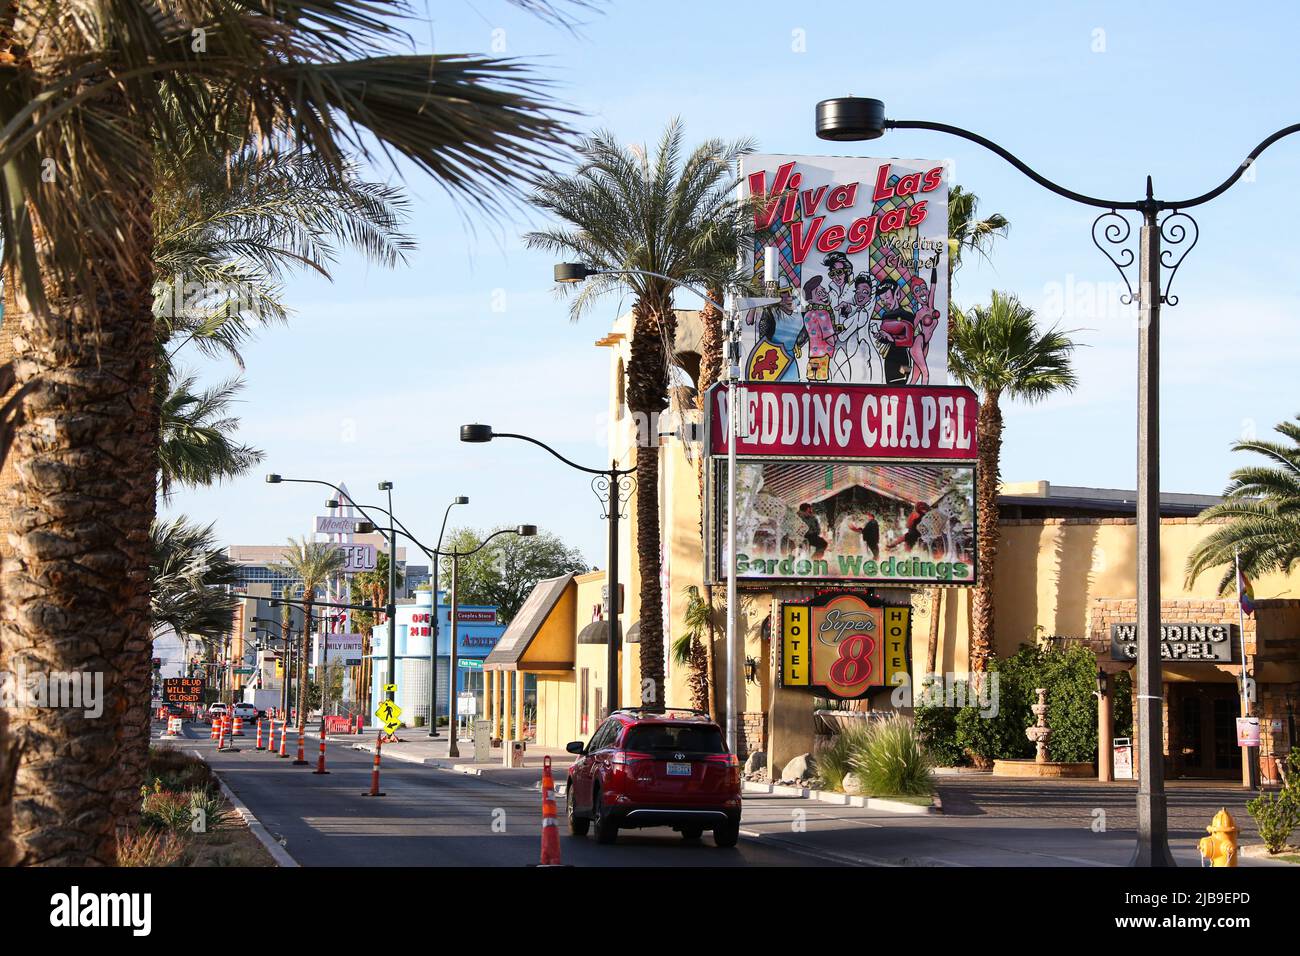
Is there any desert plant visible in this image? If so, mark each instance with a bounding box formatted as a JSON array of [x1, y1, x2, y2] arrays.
[[814, 725, 874, 793], [117, 829, 186, 868], [851, 715, 935, 797]]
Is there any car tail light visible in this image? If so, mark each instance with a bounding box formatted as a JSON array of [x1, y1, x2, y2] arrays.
[[610, 751, 653, 767]]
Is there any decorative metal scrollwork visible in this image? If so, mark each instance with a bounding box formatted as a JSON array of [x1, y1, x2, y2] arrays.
[[1158, 210, 1198, 307], [1091, 209, 1136, 306], [592, 472, 637, 520]]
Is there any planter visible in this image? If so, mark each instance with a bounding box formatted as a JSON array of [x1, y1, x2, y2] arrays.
[[991, 759, 1095, 778]]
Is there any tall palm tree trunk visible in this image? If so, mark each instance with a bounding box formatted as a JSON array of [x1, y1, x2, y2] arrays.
[[696, 291, 723, 719], [970, 390, 1003, 673], [626, 297, 673, 709], [0, 218, 158, 864], [299, 599, 313, 726]]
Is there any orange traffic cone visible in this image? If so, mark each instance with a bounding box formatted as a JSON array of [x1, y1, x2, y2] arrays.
[[209, 719, 220, 740], [232, 715, 244, 737], [277, 720, 289, 758], [541, 755, 555, 796], [312, 722, 330, 775], [362, 732, 386, 797], [293, 726, 308, 766], [255, 719, 265, 750], [539, 789, 562, 866]]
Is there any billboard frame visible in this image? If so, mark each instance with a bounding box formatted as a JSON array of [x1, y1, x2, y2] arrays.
[[705, 454, 979, 589]]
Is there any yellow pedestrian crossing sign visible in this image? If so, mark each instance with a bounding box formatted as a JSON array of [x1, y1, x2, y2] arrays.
[[375, 699, 402, 735]]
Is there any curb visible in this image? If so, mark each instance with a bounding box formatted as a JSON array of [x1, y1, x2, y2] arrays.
[[191, 749, 299, 868], [742, 780, 938, 815]]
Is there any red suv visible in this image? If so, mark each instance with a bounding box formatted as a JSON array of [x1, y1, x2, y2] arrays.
[[565, 708, 742, 847]]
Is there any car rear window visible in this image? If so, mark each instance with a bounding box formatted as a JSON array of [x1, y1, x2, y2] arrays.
[[623, 723, 725, 754]]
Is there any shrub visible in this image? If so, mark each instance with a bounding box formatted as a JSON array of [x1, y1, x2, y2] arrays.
[[1246, 791, 1299, 854], [914, 700, 966, 766], [1247, 751, 1300, 853], [851, 715, 934, 797], [814, 725, 872, 792], [142, 790, 193, 834], [118, 829, 185, 867]]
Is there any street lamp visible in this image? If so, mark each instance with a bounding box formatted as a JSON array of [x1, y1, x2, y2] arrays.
[[266, 474, 398, 719], [442, 524, 537, 757], [551, 264, 778, 753], [818, 96, 1300, 866], [461, 423, 634, 717], [429, 495, 470, 737]]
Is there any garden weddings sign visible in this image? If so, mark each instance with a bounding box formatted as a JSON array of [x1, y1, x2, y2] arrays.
[[739, 154, 949, 387]]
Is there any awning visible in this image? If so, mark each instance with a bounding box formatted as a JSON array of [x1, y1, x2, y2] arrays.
[[484, 572, 576, 671], [577, 620, 621, 645]]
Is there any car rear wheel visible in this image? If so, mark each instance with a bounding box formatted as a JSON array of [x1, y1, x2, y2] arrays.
[[567, 783, 589, 836], [713, 820, 740, 848], [592, 789, 618, 845]]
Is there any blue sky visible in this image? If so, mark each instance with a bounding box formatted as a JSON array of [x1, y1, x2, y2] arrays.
[[162, 0, 1300, 564]]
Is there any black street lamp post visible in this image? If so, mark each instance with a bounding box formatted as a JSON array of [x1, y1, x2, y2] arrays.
[[441, 525, 536, 757], [460, 424, 634, 715], [430, 496, 470, 736], [815, 96, 1300, 866]]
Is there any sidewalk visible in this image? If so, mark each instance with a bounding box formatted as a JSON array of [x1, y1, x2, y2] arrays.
[[341, 730, 571, 789]]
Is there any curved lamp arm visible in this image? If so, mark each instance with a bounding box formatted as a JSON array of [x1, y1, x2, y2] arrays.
[[889, 118, 1300, 211], [491, 431, 634, 477]]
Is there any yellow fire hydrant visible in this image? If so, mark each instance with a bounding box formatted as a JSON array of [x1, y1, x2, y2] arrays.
[[1198, 807, 1239, 867]]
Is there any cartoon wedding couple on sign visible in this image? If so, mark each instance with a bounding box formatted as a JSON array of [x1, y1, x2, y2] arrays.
[[744, 247, 939, 386]]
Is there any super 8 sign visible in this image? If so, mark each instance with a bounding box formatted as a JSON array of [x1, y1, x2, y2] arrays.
[[782, 594, 909, 699]]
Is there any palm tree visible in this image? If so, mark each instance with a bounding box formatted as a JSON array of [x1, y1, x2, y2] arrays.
[[925, 188, 1011, 675], [526, 120, 753, 709], [672, 586, 716, 714], [0, 2, 569, 865], [150, 517, 240, 641], [270, 538, 348, 726], [1187, 415, 1300, 593], [947, 185, 1010, 289], [158, 372, 263, 497], [948, 292, 1078, 674]]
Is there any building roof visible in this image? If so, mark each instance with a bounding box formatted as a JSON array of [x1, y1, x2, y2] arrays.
[[484, 572, 576, 668], [998, 480, 1222, 519]]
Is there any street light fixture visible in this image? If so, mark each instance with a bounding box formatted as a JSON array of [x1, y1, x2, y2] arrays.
[[818, 96, 1300, 866], [428, 495, 470, 738], [460, 423, 634, 718], [443, 523, 537, 757], [265, 474, 398, 725]]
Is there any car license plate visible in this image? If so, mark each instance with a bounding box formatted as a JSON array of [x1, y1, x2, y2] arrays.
[[666, 762, 692, 777]]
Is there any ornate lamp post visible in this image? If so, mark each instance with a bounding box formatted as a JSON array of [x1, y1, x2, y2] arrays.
[[815, 96, 1300, 866]]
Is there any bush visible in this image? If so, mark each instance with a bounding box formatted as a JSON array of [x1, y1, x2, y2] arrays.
[[117, 829, 185, 867], [1247, 791, 1299, 854], [814, 725, 872, 792], [851, 715, 934, 797], [914, 700, 966, 766], [1247, 752, 1300, 853]]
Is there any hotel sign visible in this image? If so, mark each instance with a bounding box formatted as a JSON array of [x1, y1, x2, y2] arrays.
[[1109, 623, 1237, 663], [781, 593, 909, 699]]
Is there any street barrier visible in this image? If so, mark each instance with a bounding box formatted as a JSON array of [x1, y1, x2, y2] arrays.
[[362, 732, 386, 797], [356, 713, 363, 735], [312, 722, 330, 775], [209, 720, 220, 741], [232, 715, 244, 737], [163, 717, 182, 738]]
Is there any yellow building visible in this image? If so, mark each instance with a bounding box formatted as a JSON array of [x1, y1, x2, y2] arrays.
[[513, 310, 1299, 785]]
